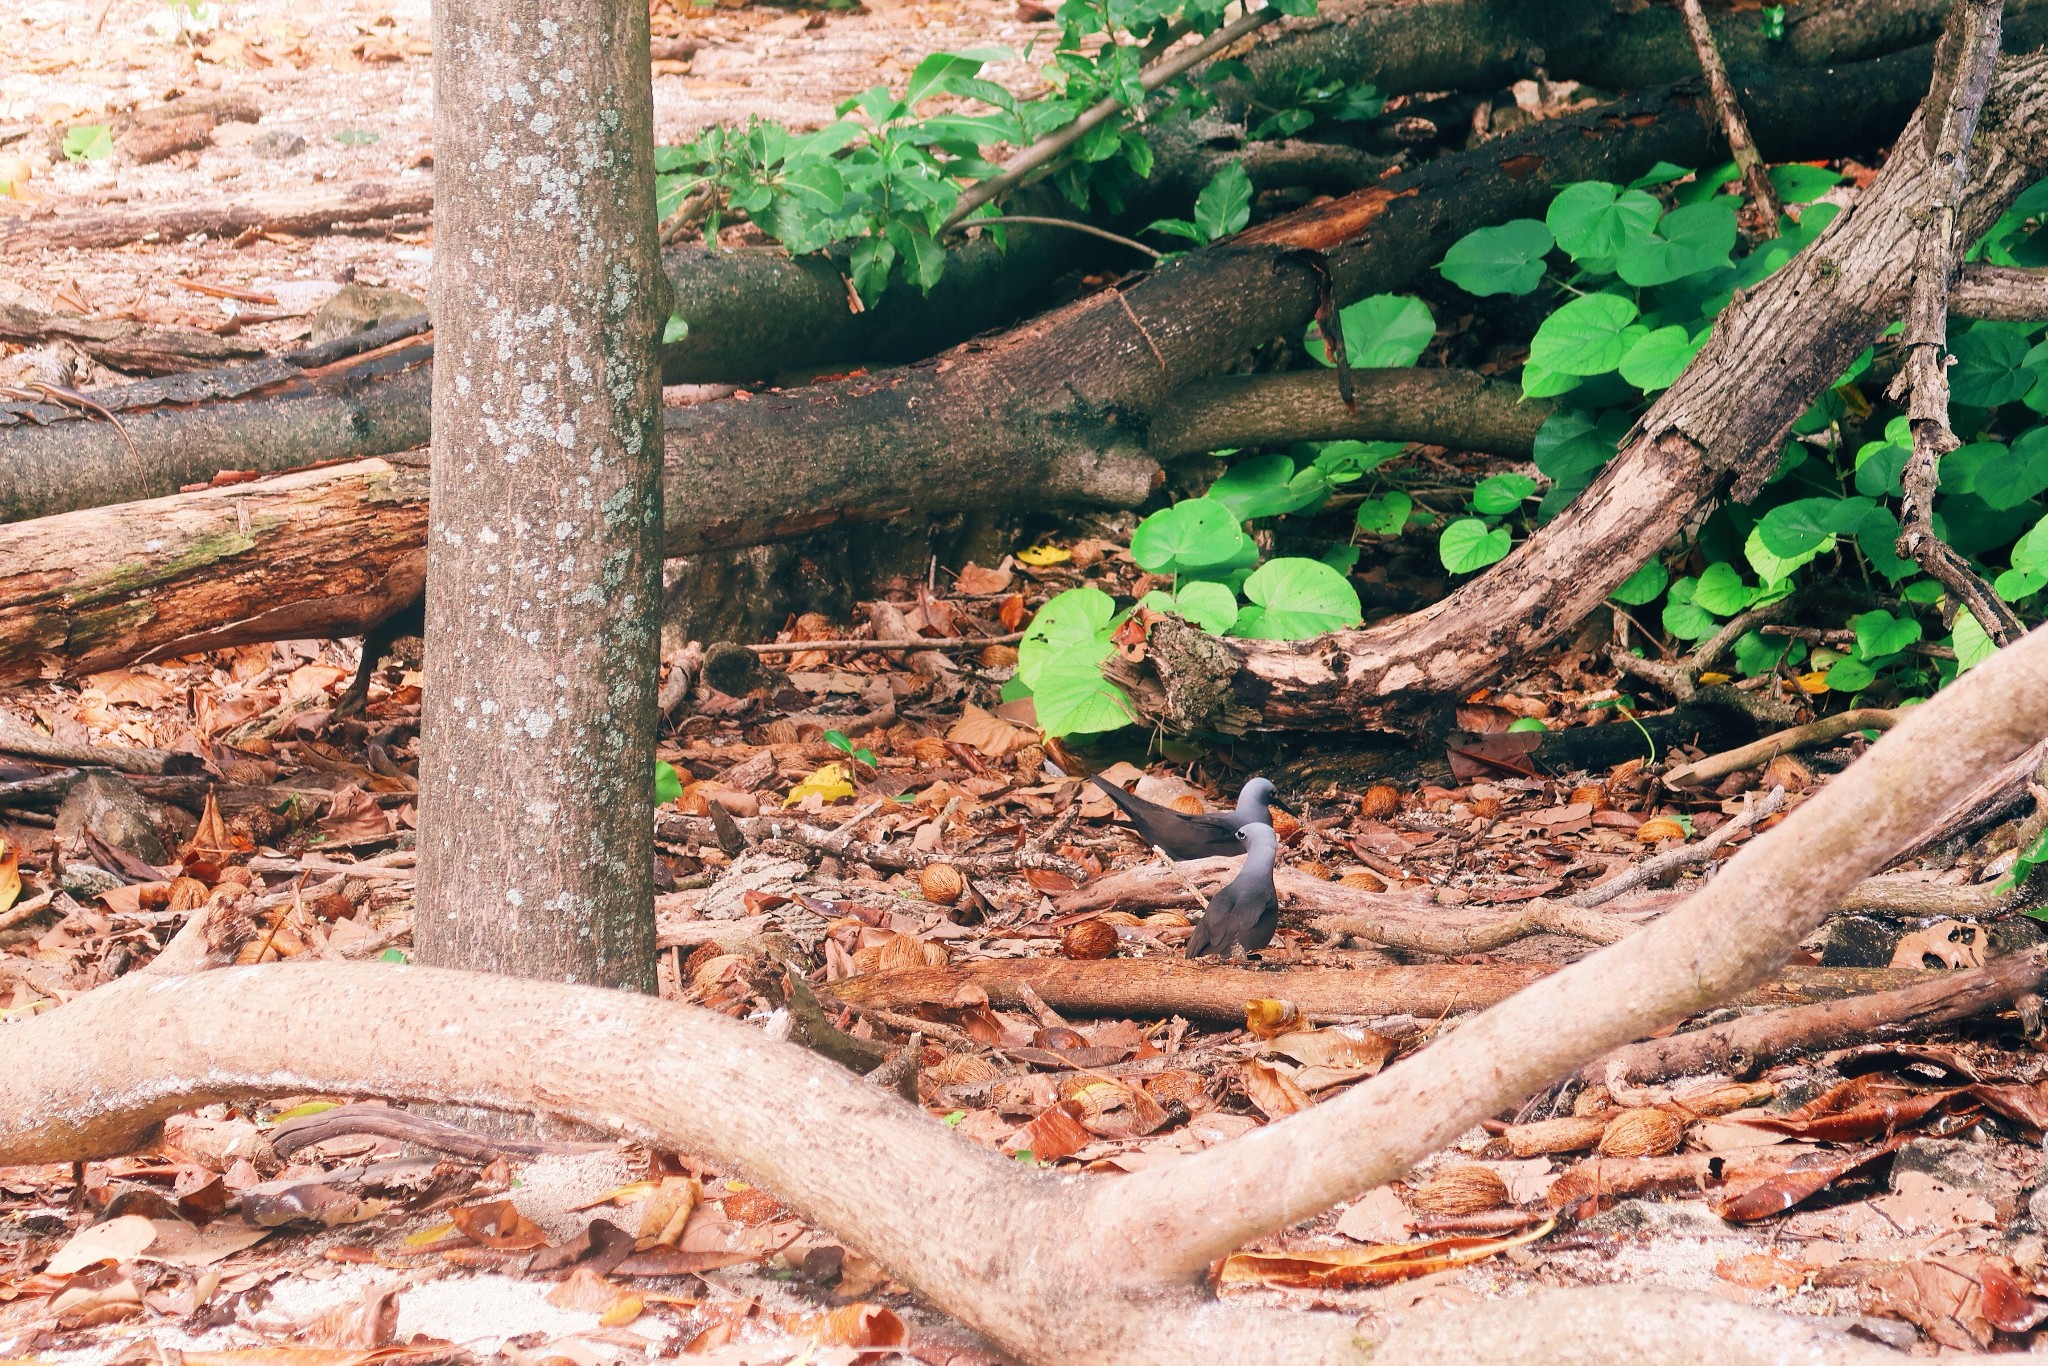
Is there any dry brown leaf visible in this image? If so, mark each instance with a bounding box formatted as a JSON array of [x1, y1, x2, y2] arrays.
[[87, 669, 177, 708], [316, 786, 392, 842], [448, 1200, 549, 1250], [638, 1175, 702, 1247], [787, 1302, 908, 1348], [1891, 919, 1984, 970], [182, 793, 241, 868], [946, 704, 1031, 758], [46, 1214, 156, 1275], [297, 1282, 400, 1349], [0, 839, 18, 917], [1003, 1101, 1093, 1162], [953, 561, 1014, 594], [1262, 1027, 1395, 1090], [1241, 1058, 1312, 1119], [1219, 1219, 1553, 1289]]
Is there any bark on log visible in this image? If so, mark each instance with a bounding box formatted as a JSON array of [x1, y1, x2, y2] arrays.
[[0, 302, 264, 375], [0, 48, 2011, 680], [825, 958, 1954, 1023], [0, 460, 429, 681], [1240, 0, 1980, 109], [0, 180, 435, 251], [0, 366, 1538, 679], [1127, 51, 2048, 733]]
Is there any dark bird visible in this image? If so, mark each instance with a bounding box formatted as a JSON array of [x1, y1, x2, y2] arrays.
[[1186, 823, 1280, 959], [1090, 774, 1280, 861]]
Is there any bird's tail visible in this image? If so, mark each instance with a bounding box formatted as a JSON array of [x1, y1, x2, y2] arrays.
[[1089, 774, 1157, 826]]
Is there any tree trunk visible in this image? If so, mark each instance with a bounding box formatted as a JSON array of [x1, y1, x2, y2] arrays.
[[1126, 51, 2048, 734], [415, 0, 665, 992]]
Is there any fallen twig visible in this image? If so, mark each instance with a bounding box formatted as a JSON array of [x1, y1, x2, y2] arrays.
[[657, 810, 1086, 879], [1569, 788, 1786, 904], [1676, 0, 1782, 235], [1889, 0, 2022, 644], [746, 632, 1024, 656], [827, 958, 1957, 1023], [271, 1102, 604, 1161], [0, 722, 200, 776], [1666, 711, 1903, 789], [943, 5, 1280, 230]]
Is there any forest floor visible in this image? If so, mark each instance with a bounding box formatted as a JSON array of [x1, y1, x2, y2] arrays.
[[6, 0, 2048, 1361]]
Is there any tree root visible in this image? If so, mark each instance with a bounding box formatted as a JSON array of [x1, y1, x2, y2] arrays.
[[5, 612, 2047, 1366]]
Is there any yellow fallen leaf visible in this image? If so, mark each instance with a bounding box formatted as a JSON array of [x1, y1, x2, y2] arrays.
[[1243, 998, 1299, 1040], [0, 839, 17, 917], [785, 762, 856, 806], [1795, 670, 1832, 694], [401, 1221, 459, 1248], [1697, 671, 1732, 685], [1015, 543, 1071, 566]]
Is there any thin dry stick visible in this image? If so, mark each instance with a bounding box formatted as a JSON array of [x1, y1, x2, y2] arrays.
[[1570, 786, 1787, 906], [1676, 0, 1782, 236], [747, 632, 1022, 656], [966, 215, 1163, 260], [1890, 0, 2022, 645], [943, 4, 1279, 231], [1664, 709, 1903, 788]]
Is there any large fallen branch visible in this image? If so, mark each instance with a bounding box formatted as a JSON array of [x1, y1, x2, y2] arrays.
[[1126, 50, 2048, 733], [0, 367, 1540, 680], [827, 957, 1946, 1022], [1589, 942, 2048, 1084], [0, 46, 1989, 685], [2, 610, 2043, 1366]]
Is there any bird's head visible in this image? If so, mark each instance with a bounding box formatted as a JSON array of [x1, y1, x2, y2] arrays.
[[1238, 776, 1280, 818], [1235, 821, 1278, 859]]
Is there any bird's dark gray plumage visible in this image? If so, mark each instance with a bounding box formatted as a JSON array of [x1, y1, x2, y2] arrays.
[[1090, 774, 1278, 861], [1185, 823, 1280, 959]]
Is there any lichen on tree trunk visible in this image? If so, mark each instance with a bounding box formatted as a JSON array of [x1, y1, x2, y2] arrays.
[[415, 0, 665, 991]]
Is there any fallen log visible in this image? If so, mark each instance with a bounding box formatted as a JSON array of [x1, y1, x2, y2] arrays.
[[1127, 50, 2048, 732], [825, 958, 1957, 1024], [3, 538, 2043, 1366], [0, 301, 264, 375], [0, 368, 1538, 679], [0, 179, 435, 251], [1589, 943, 2048, 1084], [4, 36, 1940, 516]]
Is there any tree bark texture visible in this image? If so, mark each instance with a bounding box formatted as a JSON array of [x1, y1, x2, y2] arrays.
[[0, 179, 434, 251], [416, 0, 666, 991], [4, 616, 2046, 1366], [1128, 52, 2048, 734]]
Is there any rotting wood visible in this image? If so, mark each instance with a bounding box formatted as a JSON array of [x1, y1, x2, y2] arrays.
[[0, 179, 435, 252]]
